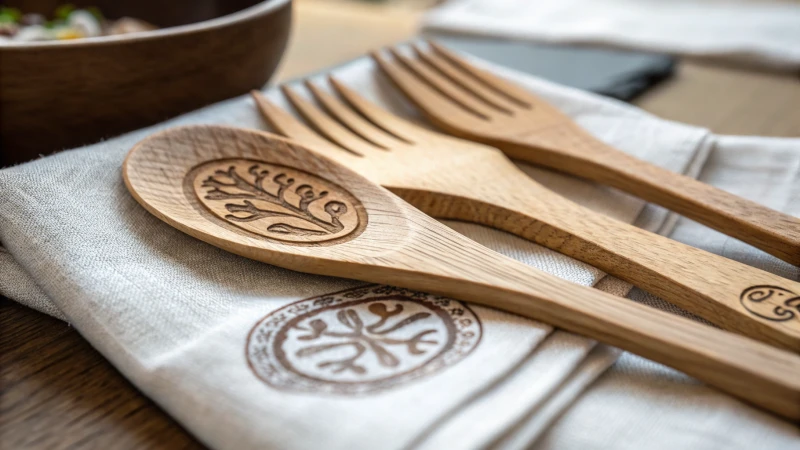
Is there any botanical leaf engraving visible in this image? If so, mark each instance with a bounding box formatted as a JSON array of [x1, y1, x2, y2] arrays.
[[246, 285, 482, 394], [293, 303, 439, 375], [190, 159, 365, 243], [740, 285, 800, 322]]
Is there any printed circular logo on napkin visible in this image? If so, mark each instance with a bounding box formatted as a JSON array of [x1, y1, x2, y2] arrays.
[[246, 285, 482, 394], [189, 158, 367, 244]]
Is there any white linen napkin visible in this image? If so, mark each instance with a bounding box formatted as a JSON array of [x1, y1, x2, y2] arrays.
[[0, 54, 732, 450], [423, 0, 800, 71], [534, 136, 800, 450]]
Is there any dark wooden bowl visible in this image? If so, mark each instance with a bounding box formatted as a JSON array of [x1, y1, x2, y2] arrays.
[[0, 0, 292, 166]]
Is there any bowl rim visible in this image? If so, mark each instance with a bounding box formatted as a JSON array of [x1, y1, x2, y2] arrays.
[[0, 0, 291, 50]]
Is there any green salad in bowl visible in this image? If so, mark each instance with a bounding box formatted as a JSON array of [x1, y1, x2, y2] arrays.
[[0, 4, 156, 43]]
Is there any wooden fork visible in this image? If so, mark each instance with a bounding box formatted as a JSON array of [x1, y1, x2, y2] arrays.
[[250, 82, 800, 352], [372, 41, 800, 268]]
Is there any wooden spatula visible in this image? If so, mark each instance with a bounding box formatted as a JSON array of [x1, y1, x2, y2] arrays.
[[123, 125, 800, 421]]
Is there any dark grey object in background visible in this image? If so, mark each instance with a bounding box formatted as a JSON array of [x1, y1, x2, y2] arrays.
[[423, 33, 676, 101]]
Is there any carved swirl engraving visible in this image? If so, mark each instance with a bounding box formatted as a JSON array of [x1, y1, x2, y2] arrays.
[[246, 285, 482, 394], [740, 285, 800, 322], [189, 159, 365, 244]]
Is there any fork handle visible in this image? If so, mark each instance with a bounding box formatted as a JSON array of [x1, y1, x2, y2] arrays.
[[506, 134, 800, 266], [509, 190, 800, 352], [406, 175, 800, 352]]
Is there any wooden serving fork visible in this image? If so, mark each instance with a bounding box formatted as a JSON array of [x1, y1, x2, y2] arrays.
[[372, 41, 800, 268], [249, 82, 800, 351], [123, 125, 800, 420]]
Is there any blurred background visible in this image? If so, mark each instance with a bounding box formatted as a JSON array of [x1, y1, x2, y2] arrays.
[[276, 0, 800, 136], [275, 0, 435, 80], [2, 0, 797, 166]]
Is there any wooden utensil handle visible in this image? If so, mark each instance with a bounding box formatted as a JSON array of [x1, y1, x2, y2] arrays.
[[417, 255, 800, 421], [585, 146, 800, 265], [516, 195, 800, 352], [402, 175, 800, 351], [506, 133, 800, 266]]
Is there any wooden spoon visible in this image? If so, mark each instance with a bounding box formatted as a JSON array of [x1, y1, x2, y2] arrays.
[[123, 125, 800, 421]]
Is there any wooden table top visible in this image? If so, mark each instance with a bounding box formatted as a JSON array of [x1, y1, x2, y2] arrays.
[[2, 1, 799, 448]]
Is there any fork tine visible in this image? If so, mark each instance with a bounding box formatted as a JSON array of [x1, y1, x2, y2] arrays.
[[251, 90, 326, 143], [281, 85, 386, 158], [251, 91, 362, 160], [371, 50, 485, 128], [388, 46, 497, 119], [411, 43, 519, 113], [428, 40, 534, 108], [327, 76, 432, 144], [304, 81, 404, 150]]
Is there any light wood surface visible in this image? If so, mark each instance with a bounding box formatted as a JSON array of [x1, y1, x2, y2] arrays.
[[251, 84, 800, 351], [635, 61, 800, 137], [3, 1, 800, 447], [273, 0, 421, 81], [122, 125, 800, 420], [372, 42, 800, 267]]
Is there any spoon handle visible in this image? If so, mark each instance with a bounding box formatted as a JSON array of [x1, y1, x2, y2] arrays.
[[411, 169, 800, 352], [407, 243, 800, 421]]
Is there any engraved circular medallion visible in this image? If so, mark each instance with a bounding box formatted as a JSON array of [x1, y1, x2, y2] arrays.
[[188, 158, 366, 244], [246, 285, 482, 394], [740, 285, 800, 322]]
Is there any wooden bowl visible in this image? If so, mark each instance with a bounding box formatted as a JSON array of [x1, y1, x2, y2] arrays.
[[0, 0, 292, 166]]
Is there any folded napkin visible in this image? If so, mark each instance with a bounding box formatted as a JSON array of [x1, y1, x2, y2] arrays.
[[423, 0, 800, 71], [535, 136, 800, 450], [0, 52, 782, 450]]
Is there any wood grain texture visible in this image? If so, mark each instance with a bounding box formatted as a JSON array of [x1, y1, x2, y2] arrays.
[[0, 0, 291, 167], [371, 42, 800, 268], [0, 298, 205, 449], [122, 124, 800, 420], [4, 3, 800, 445], [190, 158, 366, 243], [252, 84, 800, 352]]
